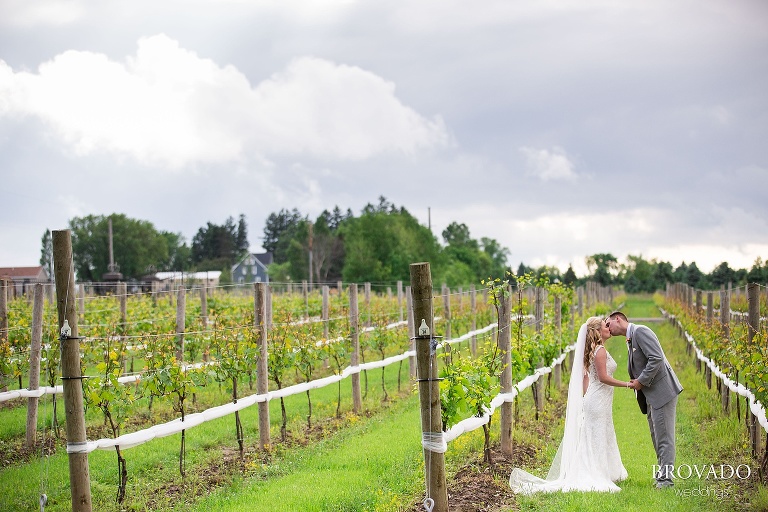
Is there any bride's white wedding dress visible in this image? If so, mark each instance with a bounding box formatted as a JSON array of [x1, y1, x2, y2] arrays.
[[510, 325, 628, 494]]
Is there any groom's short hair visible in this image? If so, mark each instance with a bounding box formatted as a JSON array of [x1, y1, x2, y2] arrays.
[[608, 311, 628, 322]]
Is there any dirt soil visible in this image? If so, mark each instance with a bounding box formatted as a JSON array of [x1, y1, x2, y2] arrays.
[[407, 443, 541, 512]]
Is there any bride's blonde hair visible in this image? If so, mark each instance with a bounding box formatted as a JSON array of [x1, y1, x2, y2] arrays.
[[583, 316, 605, 369]]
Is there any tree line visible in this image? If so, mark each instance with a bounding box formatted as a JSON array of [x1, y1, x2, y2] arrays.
[[261, 197, 509, 286], [39, 200, 767, 290], [516, 253, 768, 292], [40, 213, 248, 283]]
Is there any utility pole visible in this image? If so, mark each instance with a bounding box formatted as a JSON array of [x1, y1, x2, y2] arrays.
[[308, 221, 314, 289]]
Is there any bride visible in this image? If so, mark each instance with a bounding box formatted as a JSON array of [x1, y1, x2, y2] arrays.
[[510, 316, 629, 493]]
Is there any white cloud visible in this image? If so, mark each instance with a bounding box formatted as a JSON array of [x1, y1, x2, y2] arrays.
[[249, 56, 450, 159], [519, 146, 577, 181], [0, 0, 85, 27], [0, 34, 449, 168]]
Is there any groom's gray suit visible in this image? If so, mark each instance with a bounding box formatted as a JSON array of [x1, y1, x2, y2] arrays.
[[627, 323, 683, 488]]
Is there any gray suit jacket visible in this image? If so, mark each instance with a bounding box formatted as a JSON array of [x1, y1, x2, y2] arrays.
[[627, 324, 683, 411]]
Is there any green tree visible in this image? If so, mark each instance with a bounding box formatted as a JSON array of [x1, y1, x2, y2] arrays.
[[480, 237, 510, 280], [262, 208, 305, 263], [585, 253, 617, 286], [624, 273, 641, 293], [746, 257, 767, 284], [69, 214, 172, 280], [191, 215, 247, 270], [563, 265, 577, 286], [440, 222, 510, 285], [625, 255, 656, 292], [39, 229, 53, 281], [652, 260, 674, 290], [236, 214, 249, 255], [672, 262, 688, 283], [341, 201, 441, 283], [160, 232, 191, 271], [685, 262, 704, 288], [709, 261, 735, 288], [311, 212, 345, 283]]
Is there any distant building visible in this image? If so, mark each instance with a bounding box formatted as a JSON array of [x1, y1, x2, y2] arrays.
[[232, 252, 273, 284], [152, 271, 222, 292], [0, 266, 49, 296]]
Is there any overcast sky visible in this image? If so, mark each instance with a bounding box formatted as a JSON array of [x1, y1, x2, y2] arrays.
[[1, 0, 766, 277]]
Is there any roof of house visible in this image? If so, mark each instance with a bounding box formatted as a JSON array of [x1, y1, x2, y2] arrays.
[[233, 252, 273, 271], [0, 266, 46, 279]]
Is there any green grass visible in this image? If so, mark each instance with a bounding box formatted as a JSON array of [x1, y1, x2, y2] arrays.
[[621, 294, 661, 318], [181, 394, 423, 512]]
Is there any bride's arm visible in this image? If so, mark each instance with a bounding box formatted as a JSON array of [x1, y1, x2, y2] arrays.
[[594, 348, 630, 388]]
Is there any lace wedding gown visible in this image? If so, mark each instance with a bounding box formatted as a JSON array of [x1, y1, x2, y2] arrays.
[[510, 344, 628, 494]]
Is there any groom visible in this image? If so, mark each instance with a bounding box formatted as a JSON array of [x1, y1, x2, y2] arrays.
[[606, 311, 683, 489]]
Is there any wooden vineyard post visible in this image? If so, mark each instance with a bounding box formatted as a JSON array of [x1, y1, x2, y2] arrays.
[[406, 286, 416, 380], [175, 286, 186, 363], [322, 285, 330, 341], [119, 281, 127, 330], [118, 281, 128, 374], [78, 284, 85, 321], [719, 288, 730, 412], [747, 283, 761, 458], [322, 285, 330, 369], [397, 280, 403, 323], [442, 285, 451, 352], [26, 283, 44, 448], [0, 278, 7, 343], [52, 229, 92, 512], [553, 295, 562, 388], [577, 286, 584, 318], [533, 286, 544, 415], [349, 284, 362, 414], [470, 284, 477, 356], [364, 282, 371, 327], [255, 282, 270, 450], [0, 278, 6, 393], [409, 262, 448, 512], [499, 287, 513, 456], [696, 289, 703, 318], [200, 284, 208, 330]]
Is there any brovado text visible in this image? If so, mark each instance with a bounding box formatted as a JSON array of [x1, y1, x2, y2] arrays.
[[653, 464, 752, 480]]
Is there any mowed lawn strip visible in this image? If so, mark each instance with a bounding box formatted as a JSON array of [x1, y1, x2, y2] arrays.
[[182, 392, 424, 512]]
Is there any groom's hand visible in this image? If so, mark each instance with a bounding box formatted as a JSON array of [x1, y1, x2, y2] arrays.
[[629, 379, 643, 390]]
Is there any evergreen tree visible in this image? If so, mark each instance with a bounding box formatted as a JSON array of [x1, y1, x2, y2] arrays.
[[39, 229, 53, 281], [262, 208, 305, 263], [563, 265, 577, 286]]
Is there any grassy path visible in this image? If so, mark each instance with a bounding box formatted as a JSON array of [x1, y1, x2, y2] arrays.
[[181, 394, 424, 512], [513, 295, 762, 511]]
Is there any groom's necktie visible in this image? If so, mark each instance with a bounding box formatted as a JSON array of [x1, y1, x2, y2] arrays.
[[626, 329, 634, 379]]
